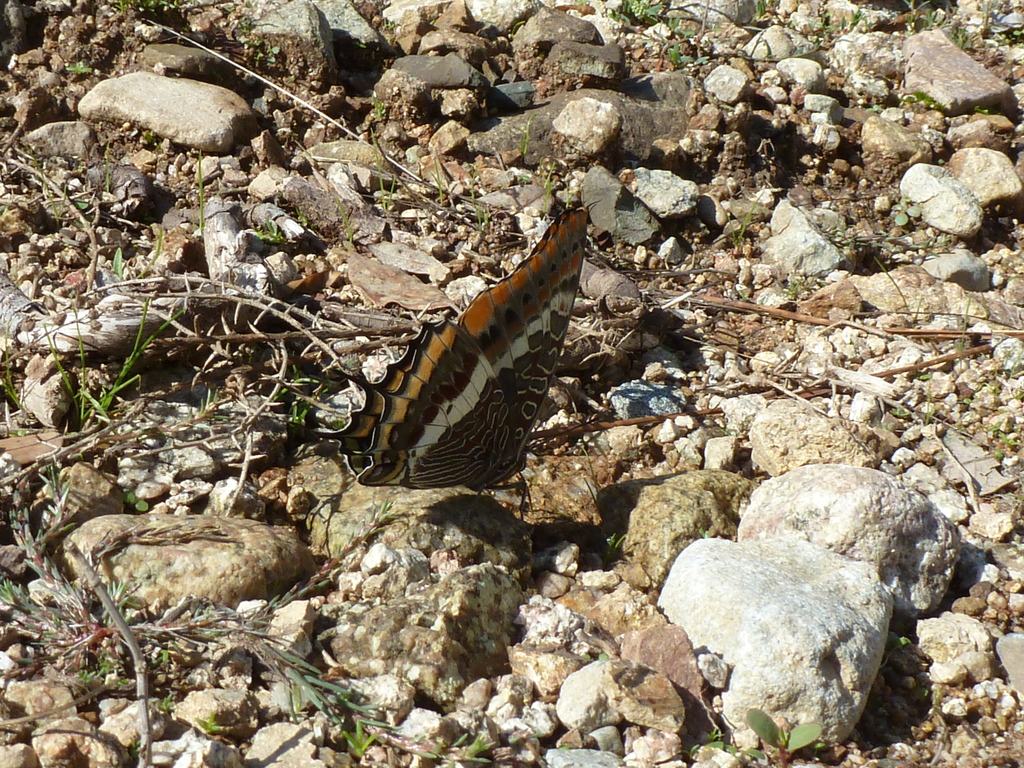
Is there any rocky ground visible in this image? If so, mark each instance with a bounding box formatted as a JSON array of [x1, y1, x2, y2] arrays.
[[1, 0, 1024, 766]]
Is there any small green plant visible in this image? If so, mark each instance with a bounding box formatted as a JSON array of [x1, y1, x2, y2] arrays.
[[111, 247, 126, 279], [902, 91, 943, 110], [890, 198, 922, 228], [66, 61, 93, 76], [124, 490, 149, 512], [196, 152, 206, 235], [745, 708, 823, 768], [1, 352, 19, 408], [116, 0, 180, 13], [604, 532, 626, 564], [255, 220, 286, 245], [196, 715, 224, 735], [616, 0, 664, 25], [518, 116, 534, 159], [341, 719, 377, 759], [245, 38, 281, 68]]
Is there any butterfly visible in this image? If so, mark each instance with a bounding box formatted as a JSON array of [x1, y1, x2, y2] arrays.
[[338, 208, 588, 490]]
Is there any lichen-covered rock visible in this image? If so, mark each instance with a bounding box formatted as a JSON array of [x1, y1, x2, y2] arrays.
[[327, 563, 524, 710]]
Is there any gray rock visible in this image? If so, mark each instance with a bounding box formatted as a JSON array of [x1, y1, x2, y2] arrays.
[[252, 0, 337, 85], [682, 0, 756, 25], [829, 32, 902, 99], [658, 537, 892, 743], [903, 29, 1013, 115], [922, 250, 991, 292], [582, 167, 659, 245], [245, 723, 323, 767], [547, 42, 626, 82], [899, 163, 983, 238], [316, 0, 386, 48], [776, 57, 825, 92], [78, 72, 257, 152], [546, 749, 624, 768], [803, 93, 842, 123], [488, 81, 537, 111], [23, 120, 97, 158], [608, 381, 683, 419], [392, 53, 487, 89], [703, 64, 749, 104], [140, 43, 232, 82], [993, 337, 1024, 373], [996, 633, 1024, 695], [512, 6, 599, 57], [947, 147, 1024, 208], [762, 200, 846, 276], [1, 0, 27, 60], [738, 464, 960, 619]]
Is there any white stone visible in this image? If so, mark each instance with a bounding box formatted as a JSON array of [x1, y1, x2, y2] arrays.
[[552, 97, 621, 156], [704, 65, 749, 104], [738, 464, 960, 618], [776, 57, 825, 92], [762, 200, 845, 276], [633, 168, 699, 219], [899, 163, 983, 238], [659, 538, 892, 742]]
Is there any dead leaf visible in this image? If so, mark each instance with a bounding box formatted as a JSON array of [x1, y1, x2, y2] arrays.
[[346, 253, 454, 312], [368, 242, 450, 283]]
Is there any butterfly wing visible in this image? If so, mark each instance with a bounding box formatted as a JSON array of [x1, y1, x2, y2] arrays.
[[339, 209, 588, 489], [338, 318, 502, 487]]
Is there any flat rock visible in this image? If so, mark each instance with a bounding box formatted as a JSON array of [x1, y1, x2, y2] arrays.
[[632, 168, 698, 219], [903, 29, 1013, 115], [659, 537, 892, 742], [139, 43, 231, 82], [465, 0, 537, 31], [738, 464, 960, 619], [23, 119, 97, 158], [252, 0, 337, 85], [547, 41, 625, 82], [922, 250, 991, 292], [329, 563, 523, 710], [996, 633, 1024, 695], [78, 72, 257, 152], [392, 52, 487, 89], [64, 514, 315, 611]]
